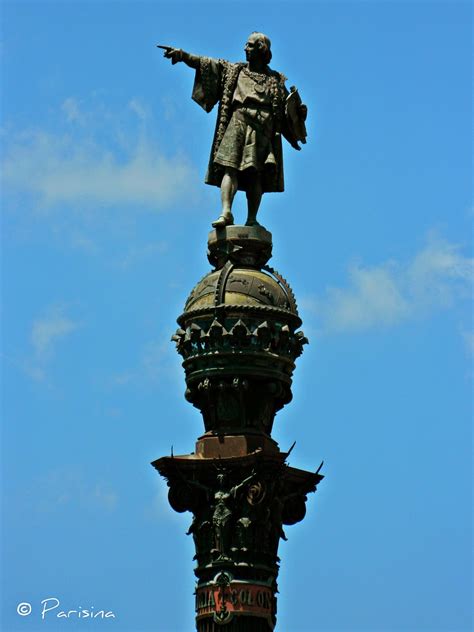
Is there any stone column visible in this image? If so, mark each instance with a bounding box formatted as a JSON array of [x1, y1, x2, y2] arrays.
[[152, 225, 323, 631]]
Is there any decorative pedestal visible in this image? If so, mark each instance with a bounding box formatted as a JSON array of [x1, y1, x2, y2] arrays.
[[152, 225, 323, 631]]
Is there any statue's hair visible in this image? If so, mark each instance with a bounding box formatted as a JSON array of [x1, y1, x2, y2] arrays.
[[250, 32, 272, 64]]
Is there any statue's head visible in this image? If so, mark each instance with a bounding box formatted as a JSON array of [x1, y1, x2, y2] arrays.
[[216, 473, 227, 487], [245, 32, 272, 65]]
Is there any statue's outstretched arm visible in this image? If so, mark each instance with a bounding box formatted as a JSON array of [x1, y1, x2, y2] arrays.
[[232, 470, 258, 495], [158, 45, 200, 70]]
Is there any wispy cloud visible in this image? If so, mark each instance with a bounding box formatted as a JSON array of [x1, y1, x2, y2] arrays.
[[69, 230, 100, 254], [144, 484, 189, 525], [23, 468, 118, 514], [2, 97, 199, 211], [463, 331, 474, 356], [303, 235, 473, 334], [109, 339, 181, 389], [61, 97, 86, 125], [24, 304, 80, 381], [31, 305, 79, 358], [114, 241, 169, 269], [140, 340, 172, 383], [128, 97, 150, 122], [3, 132, 196, 209]]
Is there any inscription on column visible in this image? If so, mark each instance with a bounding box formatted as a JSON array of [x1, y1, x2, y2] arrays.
[[196, 572, 275, 627]]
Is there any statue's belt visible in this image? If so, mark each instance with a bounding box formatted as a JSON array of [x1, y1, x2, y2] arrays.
[[233, 103, 272, 114], [232, 105, 274, 132]]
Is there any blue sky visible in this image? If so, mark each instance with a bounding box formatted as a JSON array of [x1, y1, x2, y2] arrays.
[[1, 1, 472, 631]]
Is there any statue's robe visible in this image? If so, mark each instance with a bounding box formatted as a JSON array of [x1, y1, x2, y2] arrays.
[[192, 56, 296, 193]]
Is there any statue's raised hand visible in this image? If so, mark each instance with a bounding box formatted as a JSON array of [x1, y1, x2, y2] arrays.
[[157, 44, 183, 65]]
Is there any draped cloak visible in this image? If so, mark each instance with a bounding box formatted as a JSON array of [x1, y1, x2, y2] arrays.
[[191, 56, 296, 194]]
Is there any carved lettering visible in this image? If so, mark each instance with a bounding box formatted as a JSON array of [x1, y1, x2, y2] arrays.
[[196, 583, 273, 617]]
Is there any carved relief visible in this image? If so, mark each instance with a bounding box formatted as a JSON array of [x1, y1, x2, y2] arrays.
[[161, 462, 320, 575]]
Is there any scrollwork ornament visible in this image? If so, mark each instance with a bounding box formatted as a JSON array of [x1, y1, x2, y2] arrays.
[[247, 480, 266, 505]]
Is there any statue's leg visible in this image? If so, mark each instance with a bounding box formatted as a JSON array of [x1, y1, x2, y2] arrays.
[[212, 168, 237, 228], [245, 172, 263, 226]]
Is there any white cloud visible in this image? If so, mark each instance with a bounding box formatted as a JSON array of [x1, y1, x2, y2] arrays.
[[115, 241, 168, 269], [144, 485, 188, 525], [128, 97, 149, 122], [23, 304, 81, 382], [304, 235, 473, 334], [109, 338, 181, 389], [31, 304, 79, 358], [92, 484, 119, 511], [61, 97, 86, 124], [24, 468, 118, 513], [407, 236, 472, 306], [2, 98, 198, 211], [140, 340, 171, 383], [3, 132, 196, 209], [110, 372, 134, 386], [69, 230, 99, 254], [463, 331, 474, 356]]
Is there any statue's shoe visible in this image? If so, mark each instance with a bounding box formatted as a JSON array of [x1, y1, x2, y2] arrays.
[[212, 212, 234, 228], [245, 219, 261, 227]]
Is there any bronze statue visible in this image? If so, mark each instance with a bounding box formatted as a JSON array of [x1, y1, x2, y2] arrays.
[[159, 32, 307, 228], [183, 469, 257, 559], [153, 37, 323, 630]]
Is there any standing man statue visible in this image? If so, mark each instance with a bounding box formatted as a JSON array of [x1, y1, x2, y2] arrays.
[[159, 32, 308, 228]]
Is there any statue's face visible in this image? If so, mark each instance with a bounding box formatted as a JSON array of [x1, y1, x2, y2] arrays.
[[244, 34, 263, 63]]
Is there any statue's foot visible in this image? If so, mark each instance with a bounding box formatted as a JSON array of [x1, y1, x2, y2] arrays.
[[212, 212, 234, 228], [245, 218, 261, 227]]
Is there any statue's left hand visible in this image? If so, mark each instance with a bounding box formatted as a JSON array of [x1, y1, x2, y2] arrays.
[[300, 104, 308, 121]]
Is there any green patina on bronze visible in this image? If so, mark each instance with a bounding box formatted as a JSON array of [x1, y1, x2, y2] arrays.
[[158, 32, 307, 228], [152, 226, 323, 632], [153, 34, 321, 632]]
